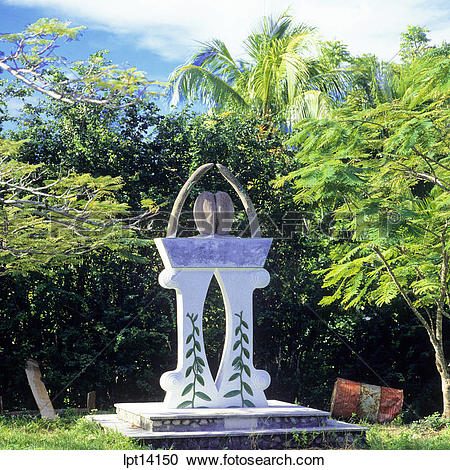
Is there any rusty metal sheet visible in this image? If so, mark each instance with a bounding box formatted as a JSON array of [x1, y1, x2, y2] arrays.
[[330, 378, 403, 423], [378, 386, 403, 423], [330, 378, 360, 419]]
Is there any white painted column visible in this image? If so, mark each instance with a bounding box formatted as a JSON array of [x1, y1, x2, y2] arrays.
[[215, 269, 271, 407], [159, 269, 222, 408]]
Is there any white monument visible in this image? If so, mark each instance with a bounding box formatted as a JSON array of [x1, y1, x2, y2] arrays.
[[156, 163, 271, 408], [93, 163, 367, 449]]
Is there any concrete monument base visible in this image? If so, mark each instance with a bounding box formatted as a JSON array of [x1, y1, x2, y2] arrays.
[[87, 400, 367, 449]]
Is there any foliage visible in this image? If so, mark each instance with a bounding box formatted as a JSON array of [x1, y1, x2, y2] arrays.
[[366, 421, 450, 450], [0, 413, 143, 450], [410, 412, 449, 432], [344, 54, 401, 109], [169, 12, 348, 125], [0, 24, 445, 420], [0, 18, 162, 108], [283, 48, 450, 416], [400, 26, 431, 62], [0, 144, 152, 273]]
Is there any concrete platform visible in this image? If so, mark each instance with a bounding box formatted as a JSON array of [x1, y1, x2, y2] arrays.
[[87, 400, 367, 449]]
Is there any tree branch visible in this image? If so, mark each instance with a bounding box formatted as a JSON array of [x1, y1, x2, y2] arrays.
[[373, 245, 437, 342]]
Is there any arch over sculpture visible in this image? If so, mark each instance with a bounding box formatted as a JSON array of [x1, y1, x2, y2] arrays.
[[166, 163, 261, 238]]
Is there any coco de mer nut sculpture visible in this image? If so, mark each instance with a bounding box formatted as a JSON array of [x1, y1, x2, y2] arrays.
[[155, 163, 272, 408]]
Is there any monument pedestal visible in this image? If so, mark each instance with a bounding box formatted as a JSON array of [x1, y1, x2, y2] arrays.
[[88, 400, 367, 449]]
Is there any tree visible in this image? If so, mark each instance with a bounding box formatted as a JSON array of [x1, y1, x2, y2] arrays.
[[0, 138, 155, 273], [169, 12, 347, 125], [400, 26, 431, 62], [0, 19, 163, 272], [283, 49, 450, 417], [0, 18, 163, 108]]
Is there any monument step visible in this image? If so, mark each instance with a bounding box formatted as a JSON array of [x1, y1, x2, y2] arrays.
[[115, 400, 331, 432], [87, 413, 367, 449]]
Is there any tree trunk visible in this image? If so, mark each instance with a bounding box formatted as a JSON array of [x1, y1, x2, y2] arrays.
[[434, 347, 450, 419], [441, 374, 450, 420]]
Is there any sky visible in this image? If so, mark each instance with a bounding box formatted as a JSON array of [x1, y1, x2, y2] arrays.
[[0, 0, 449, 87]]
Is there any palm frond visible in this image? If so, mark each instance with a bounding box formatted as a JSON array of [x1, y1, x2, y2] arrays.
[[169, 64, 248, 109]]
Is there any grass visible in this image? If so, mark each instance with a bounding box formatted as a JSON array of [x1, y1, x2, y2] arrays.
[[0, 411, 144, 450], [0, 411, 449, 450], [365, 413, 450, 450]]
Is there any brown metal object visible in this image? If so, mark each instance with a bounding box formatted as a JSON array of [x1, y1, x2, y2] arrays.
[[378, 385, 404, 423], [193, 191, 216, 236], [330, 378, 403, 423], [330, 377, 360, 420], [87, 391, 96, 410], [25, 359, 56, 419]]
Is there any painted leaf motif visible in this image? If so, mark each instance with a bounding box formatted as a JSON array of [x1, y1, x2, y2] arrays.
[[193, 314, 198, 322], [177, 401, 192, 408], [195, 391, 211, 401], [197, 375, 205, 386], [242, 320, 249, 329], [243, 349, 250, 359], [185, 366, 193, 377], [186, 333, 193, 344], [197, 357, 205, 366], [232, 356, 240, 366], [186, 348, 194, 358], [243, 364, 251, 377], [181, 383, 193, 396], [194, 341, 201, 351], [228, 373, 240, 381], [235, 326, 241, 335], [223, 390, 241, 398], [243, 399, 255, 407], [242, 333, 249, 344], [233, 340, 241, 351], [243, 382, 254, 396], [194, 327, 200, 335]]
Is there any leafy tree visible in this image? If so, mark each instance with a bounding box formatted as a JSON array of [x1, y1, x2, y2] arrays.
[[169, 12, 347, 125], [0, 143, 132, 273], [344, 54, 401, 109], [0, 19, 161, 272], [283, 49, 450, 417], [0, 18, 162, 108], [400, 26, 431, 62]]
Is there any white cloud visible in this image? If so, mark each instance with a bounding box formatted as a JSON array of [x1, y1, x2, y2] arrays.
[[3, 0, 449, 61]]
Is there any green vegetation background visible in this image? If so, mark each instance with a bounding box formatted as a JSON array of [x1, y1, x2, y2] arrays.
[[0, 103, 439, 418], [0, 18, 448, 426]]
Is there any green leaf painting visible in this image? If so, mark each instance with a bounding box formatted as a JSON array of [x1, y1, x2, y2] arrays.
[[177, 313, 211, 408], [225, 311, 255, 407]]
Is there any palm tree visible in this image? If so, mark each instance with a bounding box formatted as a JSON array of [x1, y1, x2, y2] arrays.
[[168, 12, 348, 126]]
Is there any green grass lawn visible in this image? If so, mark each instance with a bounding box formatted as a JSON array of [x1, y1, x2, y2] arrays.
[[365, 413, 450, 450], [0, 412, 449, 450], [0, 412, 143, 450]]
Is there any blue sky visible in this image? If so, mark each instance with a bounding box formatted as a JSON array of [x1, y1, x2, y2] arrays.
[[1, 0, 449, 88]]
